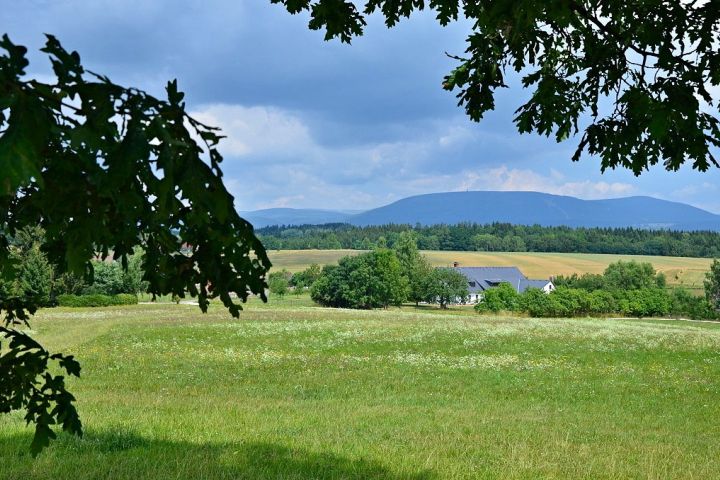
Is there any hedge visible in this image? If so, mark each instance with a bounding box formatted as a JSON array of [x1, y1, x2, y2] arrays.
[[57, 293, 138, 307]]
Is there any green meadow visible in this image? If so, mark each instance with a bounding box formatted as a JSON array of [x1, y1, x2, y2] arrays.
[[2, 299, 720, 479]]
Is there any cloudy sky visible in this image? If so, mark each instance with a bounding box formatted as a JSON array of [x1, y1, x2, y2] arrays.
[[5, 0, 720, 213]]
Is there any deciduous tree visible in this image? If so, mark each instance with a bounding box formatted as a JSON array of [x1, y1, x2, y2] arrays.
[[0, 36, 270, 455], [271, 0, 720, 174], [310, 250, 407, 308], [705, 259, 720, 311], [424, 268, 469, 308]]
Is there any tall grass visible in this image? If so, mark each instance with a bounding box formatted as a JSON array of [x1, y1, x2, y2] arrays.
[[2, 303, 720, 479]]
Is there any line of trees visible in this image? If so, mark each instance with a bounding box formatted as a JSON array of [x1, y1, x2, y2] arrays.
[[476, 260, 720, 320], [306, 232, 469, 309], [1, 227, 147, 307], [257, 223, 720, 258]]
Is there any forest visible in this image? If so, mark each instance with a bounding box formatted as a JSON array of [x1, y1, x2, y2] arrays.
[[257, 223, 720, 258]]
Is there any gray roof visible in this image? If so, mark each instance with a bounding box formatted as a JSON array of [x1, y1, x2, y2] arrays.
[[453, 267, 551, 294]]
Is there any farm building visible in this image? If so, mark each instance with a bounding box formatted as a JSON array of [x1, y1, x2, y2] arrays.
[[452, 265, 555, 303]]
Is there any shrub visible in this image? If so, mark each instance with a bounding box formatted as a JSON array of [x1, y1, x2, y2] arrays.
[[57, 294, 138, 307], [268, 270, 290, 298], [291, 264, 322, 288], [475, 283, 519, 313], [114, 293, 139, 305], [670, 288, 718, 320]]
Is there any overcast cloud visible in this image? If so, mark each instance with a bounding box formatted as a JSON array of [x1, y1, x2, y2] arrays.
[[4, 0, 720, 212]]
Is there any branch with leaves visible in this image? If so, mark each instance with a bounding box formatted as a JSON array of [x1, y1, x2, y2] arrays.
[[270, 0, 720, 174], [0, 35, 271, 454]]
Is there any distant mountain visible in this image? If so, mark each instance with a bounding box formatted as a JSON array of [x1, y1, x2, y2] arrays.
[[241, 192, 720, 231], [347, 191, 720, 231], [239, 208, 352, 228]]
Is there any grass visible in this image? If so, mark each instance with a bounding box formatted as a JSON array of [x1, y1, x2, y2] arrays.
[[2, 299, 720, 479], [268, 249, 713, 292]]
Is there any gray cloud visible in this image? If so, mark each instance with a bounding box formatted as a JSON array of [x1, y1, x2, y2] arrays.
[[4, 0, 719, 212]]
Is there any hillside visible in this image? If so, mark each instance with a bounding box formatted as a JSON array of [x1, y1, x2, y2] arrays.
[[241, 191, 720, 230], [348, 191, 720, 230], [238, 208, 351, 228]]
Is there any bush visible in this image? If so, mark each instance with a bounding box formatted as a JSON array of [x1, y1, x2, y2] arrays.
[[114, 293, 140, 305], [57, 294, 138, 307], [291, 264, 322, 288], [268, 270, 290, 298], [670, 288, 718, 320], [516, 286, 672, 318], [475, 283, 519, 313]]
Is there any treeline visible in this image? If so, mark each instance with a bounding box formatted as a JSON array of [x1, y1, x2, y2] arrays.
[[477, 260, 720, 320], [2, 226, 146, 307], [257, 223, 720, 257]]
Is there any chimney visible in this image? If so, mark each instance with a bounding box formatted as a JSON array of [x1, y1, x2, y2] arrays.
[[452, 261, 460, 268]]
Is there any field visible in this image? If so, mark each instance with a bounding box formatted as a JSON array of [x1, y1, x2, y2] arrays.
[[2, 300, 720, 479], [268, 250, 713, 292]]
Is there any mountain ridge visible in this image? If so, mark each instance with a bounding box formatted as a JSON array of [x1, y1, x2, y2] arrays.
[[241, 191, 720, 231]]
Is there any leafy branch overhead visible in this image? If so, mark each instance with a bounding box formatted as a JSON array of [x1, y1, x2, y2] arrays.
[[271, 0, 720, 174], [0, 35, 271, 454]]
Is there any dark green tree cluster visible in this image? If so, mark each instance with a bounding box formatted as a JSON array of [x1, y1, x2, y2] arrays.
[[5, 226, 148, 303], [2, 226, 148, 309], [1, 226, 54, 307], [555, 261, 667, 290], [311, 249, 408, 308], [310, 234, 469, 309], [476, 261, 718, 319], [258, 223, 720, 258]]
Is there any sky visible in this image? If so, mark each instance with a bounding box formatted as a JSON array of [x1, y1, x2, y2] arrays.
[[4, 0, 720, 213]]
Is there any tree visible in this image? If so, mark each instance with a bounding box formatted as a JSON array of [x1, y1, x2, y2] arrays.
[[310, 250, 407, 309], [268, 270, 291, 298], [603, 261, 662, 291], [0, 36, 270, 455], [424, 268, 469, 309], [5, 227, 55, 307], [705, 259, 720, 311], [83, 261, 125, 295], [392, 231, 433, 305], [272, 0, 720, 174], [291, 263, 322, 289], [121, 251, 148, 295], [554, 272, 606, 291]]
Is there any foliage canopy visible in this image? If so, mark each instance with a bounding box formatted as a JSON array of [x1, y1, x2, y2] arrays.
[[0, 36, 270, 455], [311, 249, 408, 308], [271, 0, 720, 174]]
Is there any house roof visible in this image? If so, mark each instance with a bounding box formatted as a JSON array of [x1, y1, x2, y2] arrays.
[[518, 279, 553, 292], [453, 266, 551, 294]]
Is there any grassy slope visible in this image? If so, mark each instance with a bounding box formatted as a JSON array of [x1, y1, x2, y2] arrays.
[[268, 249, 713, 291], [2, 301, 720, 479]]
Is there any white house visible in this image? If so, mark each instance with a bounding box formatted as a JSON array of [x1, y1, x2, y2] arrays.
[[452, 265, 555, 303]]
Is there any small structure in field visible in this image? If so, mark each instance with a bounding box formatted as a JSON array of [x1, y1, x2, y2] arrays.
[[452, 265, 555, 303]]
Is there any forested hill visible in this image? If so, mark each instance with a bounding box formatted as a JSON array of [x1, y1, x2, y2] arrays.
[[242, 192, 720, 230], [349, 192, 720, 230], [256, 223, 720, 258]]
